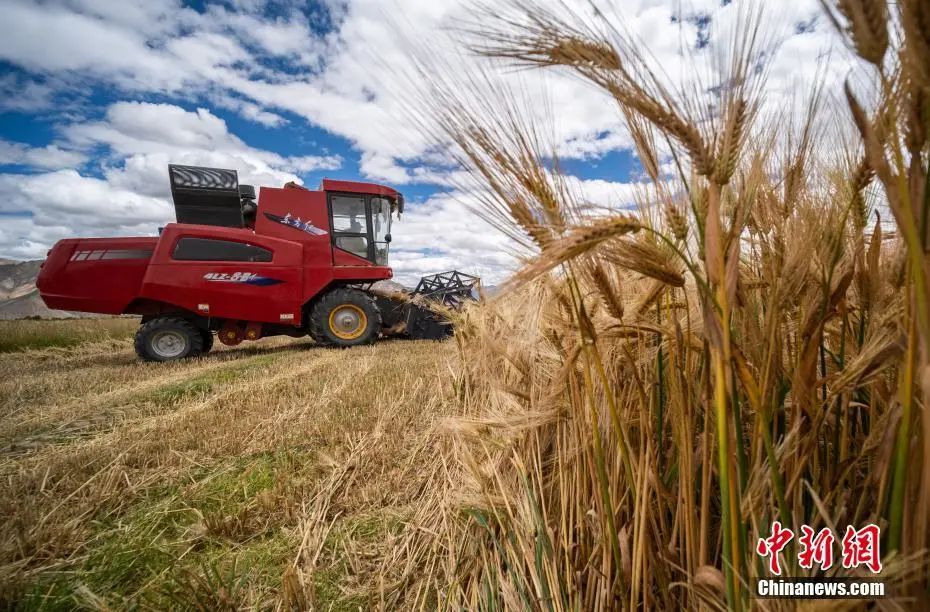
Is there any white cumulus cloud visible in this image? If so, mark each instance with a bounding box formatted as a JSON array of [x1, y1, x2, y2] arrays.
[[0, 102, 341, 260], [0, 0, 853, 288], [0, 140, 87, 170]]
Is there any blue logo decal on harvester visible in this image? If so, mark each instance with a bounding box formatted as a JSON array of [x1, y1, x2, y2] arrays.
[[264, 212, 328, 236], [203, 272, 283, 286]]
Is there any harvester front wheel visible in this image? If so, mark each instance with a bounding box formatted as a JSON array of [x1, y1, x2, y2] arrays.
[[309, 288, 381, 347], [135, 317, 204, 362]]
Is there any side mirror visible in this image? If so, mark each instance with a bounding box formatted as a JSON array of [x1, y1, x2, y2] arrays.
[[385, 233, 392, 243], [396, 194, 404, 215]]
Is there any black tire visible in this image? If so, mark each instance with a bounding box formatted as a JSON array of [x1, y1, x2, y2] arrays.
[[308, 288, 381, 347], [200, 329, 214, 354], [134, 317, 204, 362]]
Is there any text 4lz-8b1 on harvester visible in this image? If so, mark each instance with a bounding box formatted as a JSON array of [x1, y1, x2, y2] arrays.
[[37, 165, 478, 361]]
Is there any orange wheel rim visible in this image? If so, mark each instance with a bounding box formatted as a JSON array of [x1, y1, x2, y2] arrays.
[[329, 304, 367, 340]]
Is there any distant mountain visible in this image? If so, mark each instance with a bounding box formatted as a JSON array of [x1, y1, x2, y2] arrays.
[[0, 260, 93, 320], [370, 279, 408, 294]]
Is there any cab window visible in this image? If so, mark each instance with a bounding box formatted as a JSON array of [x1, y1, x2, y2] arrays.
[[330, 195, 369, 259], [173, 237, 272, 262], [334, 235, 369, 259], [370, 197, 391, 265], [331, 196, 366, 233]]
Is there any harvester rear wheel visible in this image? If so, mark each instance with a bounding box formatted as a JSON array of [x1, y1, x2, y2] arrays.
[[135, 317, 204, 362], [309, 288, 381, 347]]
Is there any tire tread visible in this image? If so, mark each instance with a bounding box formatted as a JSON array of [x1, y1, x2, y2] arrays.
[[308, 287, 381, 347], [134, 316, 204, 362]]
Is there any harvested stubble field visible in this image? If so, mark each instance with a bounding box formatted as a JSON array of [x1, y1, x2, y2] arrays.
[[0, 321, 455, 609]]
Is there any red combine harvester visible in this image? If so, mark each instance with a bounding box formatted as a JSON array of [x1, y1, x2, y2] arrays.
[[37, 165, 478, 361]]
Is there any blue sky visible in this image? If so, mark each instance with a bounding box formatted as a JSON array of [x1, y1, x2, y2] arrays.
[[0, 0, 831, 284]]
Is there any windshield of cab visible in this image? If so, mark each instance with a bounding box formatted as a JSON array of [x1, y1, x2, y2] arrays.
[[371, 197, 392, 265]]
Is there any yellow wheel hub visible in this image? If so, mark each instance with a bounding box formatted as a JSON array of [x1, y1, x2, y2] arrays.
[[328, 304, 367, 340]]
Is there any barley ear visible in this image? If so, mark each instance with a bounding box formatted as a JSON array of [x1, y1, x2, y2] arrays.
[[665, 202, 689, 242], [713, 99, 748, 186], [823, 0, 889, 67], [845, 81, 892, 187], [850, 157, 875, 231]]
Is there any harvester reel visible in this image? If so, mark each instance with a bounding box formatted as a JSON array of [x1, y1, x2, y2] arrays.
[[374, 270, 479, 341], [412, 271, 480, 306]]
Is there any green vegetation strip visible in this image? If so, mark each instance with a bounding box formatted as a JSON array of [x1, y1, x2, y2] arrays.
[[15, 448, 400, 611], [147, 354, 279, 406], [18, 451, 308, 611], [0, 319, 138, 353]]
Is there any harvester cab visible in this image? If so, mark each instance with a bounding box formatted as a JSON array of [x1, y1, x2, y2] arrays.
[[167, 164, 403, 267], [36, 164, 474, 362]]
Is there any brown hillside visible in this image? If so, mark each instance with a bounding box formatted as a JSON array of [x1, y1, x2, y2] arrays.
[[0, 260, 93, 320]]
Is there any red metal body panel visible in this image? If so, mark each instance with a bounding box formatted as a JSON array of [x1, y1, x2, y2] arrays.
[[37, 237, 157, 314], [36, 181, 395, 327], [254, 187, 331, 242], [320, 179, 399, 198], [141, 224, 305, 325]]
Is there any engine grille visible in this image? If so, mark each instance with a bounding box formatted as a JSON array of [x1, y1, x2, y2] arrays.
[[169, 165, 238, 191]]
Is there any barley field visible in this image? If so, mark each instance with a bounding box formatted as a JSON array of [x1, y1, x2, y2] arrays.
[[381, 0, 930, 609], [0, 328, 457, 609], [3, 0, 930, 609]]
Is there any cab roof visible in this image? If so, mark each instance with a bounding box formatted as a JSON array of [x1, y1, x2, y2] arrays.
[[320, 178, 399, 199]]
